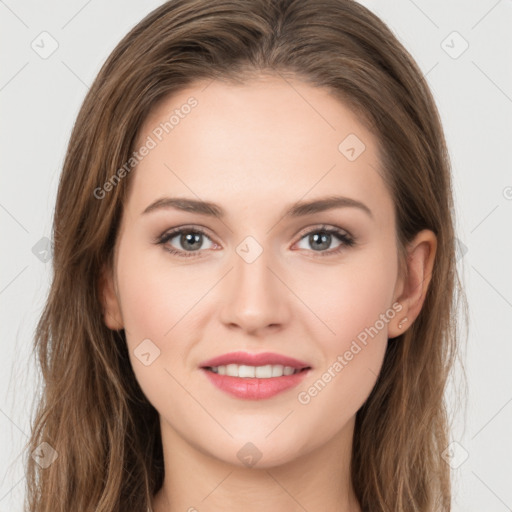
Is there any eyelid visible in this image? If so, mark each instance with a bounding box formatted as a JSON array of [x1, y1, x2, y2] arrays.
[[155, 224, 214, 243], [293, 223, 353, 241]]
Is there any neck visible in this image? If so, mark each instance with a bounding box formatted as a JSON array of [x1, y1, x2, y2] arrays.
[[151, 416, 362, 512]]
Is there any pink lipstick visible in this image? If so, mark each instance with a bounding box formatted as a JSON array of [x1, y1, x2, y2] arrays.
[[199, 351, 312, 400]]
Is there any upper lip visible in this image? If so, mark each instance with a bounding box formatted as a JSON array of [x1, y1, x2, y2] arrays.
[[200, 351, 311, 369]]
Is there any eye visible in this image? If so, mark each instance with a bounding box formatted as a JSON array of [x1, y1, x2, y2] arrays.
[[155, 224, 355, 259], [156, 226, 217, 258], [294, 225, 355, 257]]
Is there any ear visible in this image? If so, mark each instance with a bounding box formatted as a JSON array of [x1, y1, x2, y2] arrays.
[[98, 263, 124, 330], [388, 229, 437, 339]]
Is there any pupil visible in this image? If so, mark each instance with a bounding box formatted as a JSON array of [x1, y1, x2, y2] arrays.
[[310, 232, 330, 251], [182, 232, 202, 251]]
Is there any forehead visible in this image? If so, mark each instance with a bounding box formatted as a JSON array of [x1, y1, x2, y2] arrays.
[[128, 75, 393, 225]]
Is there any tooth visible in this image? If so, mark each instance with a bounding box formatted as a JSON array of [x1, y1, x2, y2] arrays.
[[255, 364, 273, 378], [226, 364, 239, 377], [209, 363, 302, 378], [238, 365, 255, 378], [271, 365, 284, 377]]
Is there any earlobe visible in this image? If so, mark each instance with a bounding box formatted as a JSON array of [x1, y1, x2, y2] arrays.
[[98, 264, 124, 330], [389, 229, 437, 338]]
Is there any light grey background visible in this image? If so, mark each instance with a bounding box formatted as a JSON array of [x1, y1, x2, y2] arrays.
[[1, 1, 511, 510]]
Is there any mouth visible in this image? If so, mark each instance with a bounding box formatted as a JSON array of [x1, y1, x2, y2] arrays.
[[198, 352, 312, 400]]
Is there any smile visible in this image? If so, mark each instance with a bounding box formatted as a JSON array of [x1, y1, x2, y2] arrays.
[[199, 351, 312, 400]]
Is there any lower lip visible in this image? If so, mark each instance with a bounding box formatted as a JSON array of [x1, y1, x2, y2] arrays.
[[201, 368, 311, 400]]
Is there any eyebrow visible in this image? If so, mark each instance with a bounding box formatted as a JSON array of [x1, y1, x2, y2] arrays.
[[142, 195, 373, 219]]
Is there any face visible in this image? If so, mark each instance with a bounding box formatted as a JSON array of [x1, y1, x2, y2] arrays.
[[104, 74, 406, 468]]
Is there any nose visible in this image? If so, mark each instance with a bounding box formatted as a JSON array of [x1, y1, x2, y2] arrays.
[[219, 245, 291, 335]]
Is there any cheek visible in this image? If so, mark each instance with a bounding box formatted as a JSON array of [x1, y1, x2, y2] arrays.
[[115, 245, 201, 421], [116, 269, 168, 344], [114, 239, 189, 387], [116, 237, 201, 343], [289, 247, 397, 431], [115, 239, 224, 399], [295, 244, 399, 349]]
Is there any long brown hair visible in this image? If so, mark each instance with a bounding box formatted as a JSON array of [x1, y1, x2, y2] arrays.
[[25, 1, 467, 510]]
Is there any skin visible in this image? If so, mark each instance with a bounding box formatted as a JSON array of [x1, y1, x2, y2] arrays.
[[100, 74, 436, 512]]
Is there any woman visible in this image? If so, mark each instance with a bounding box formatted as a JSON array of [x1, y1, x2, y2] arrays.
[[26, 0, 466, 510]]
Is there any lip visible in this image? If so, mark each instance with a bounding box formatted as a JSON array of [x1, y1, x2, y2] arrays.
[[199, 351, 311, 369], [199, 351, 312, 400], [201, 367, 311, 400]]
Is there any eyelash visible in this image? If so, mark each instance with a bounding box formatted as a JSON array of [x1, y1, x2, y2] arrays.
[[155, 224, 355, 259]]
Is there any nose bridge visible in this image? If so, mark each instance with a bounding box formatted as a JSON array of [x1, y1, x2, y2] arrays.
[[235, 239, 272, 294], [219, 235, 289, 332]]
